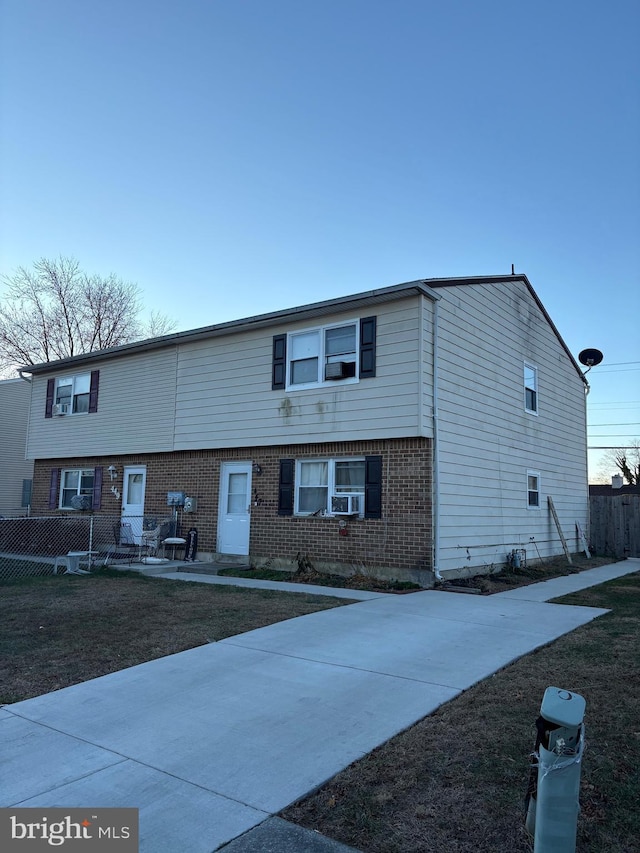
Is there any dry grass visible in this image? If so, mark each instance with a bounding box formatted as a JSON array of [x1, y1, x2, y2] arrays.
[[0, 569, 353, 704], [282, 570, 640, 853], [2, 558, 636, 851]]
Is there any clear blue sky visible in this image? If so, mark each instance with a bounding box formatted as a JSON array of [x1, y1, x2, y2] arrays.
[[1, 0, 638, 480]]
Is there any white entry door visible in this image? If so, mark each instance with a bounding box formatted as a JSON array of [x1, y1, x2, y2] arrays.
[[217, 462, 252, 555], [121, 466, 147, 544]]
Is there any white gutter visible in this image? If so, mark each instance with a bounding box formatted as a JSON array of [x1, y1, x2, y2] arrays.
[[432, 299, 443, 581]]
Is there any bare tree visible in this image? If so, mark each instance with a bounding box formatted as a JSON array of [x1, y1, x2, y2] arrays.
[[597, 440, 640, 485], [0, 257, 175, 375]]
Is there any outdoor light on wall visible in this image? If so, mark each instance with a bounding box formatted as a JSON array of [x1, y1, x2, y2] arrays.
[[252, 463, 263, 476], [107, 465, 118, 482]]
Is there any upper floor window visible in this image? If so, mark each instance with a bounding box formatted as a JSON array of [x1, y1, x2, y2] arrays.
[[524, 363, 538, 414], [272, 317, 376, 391], [295, 458, 365, 516], [289, 322, 358, 388], [45, 370, 100, 418], [56, 374, 90, 414]]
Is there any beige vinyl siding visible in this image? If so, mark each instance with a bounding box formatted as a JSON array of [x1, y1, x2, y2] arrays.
[[26, 349, 178, 459], [435, 280, 588, 573], [0, 380, 34, 514], [174, 296, 432, 449], [420, 295, 435, 433]]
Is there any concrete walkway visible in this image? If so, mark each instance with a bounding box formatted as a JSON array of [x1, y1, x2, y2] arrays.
[[1, 559, 638, 852]]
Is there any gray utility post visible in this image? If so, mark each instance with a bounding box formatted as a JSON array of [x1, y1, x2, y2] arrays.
[[525, 686, 586, 853]]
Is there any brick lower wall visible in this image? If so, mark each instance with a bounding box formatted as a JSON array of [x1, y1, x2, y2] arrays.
[[32, 437, 433, 574]]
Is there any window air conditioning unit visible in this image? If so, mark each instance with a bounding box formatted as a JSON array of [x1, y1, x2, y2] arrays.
[[53, 403, 69, 416], [70, 494, 92, 511], [325, 361, 355, 381], [331, 495, 361, 515]]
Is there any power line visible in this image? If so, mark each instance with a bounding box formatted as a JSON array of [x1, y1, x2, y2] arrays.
[[589, 421, 640, 427]]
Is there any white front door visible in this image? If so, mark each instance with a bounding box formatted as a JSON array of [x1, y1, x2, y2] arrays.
[[217, 462, 252, 555], [122, 466, 146, 544]]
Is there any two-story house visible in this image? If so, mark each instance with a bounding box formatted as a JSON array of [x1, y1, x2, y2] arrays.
[[21, 274, 589, 584]]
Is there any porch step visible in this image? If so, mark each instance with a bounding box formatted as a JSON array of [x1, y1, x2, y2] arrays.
[[211, 553, 249, 566], [176, 562, 251, 576]]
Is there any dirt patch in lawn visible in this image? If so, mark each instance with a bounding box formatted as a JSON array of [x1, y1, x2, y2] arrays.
[[0, 569, 354, 704], [282, 569, 640, 853]]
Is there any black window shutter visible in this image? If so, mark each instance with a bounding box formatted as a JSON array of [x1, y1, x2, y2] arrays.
[[360, 316, 377, 378], [92, 466, 103, 510], [278, 458, 294, 515], [49, 468, 60, 509], [272, 335, 287, 390], [364, 455, 382, 519], [45, 378, 55, 418], [88, 370, 100, 413]]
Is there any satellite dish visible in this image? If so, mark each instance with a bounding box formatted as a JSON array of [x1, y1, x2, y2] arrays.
[[578, 348, 604, 368], [70, 494, 92, 511]]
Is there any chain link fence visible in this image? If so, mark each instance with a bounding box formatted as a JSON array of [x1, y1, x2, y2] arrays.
[[0, 514, 179, 581]]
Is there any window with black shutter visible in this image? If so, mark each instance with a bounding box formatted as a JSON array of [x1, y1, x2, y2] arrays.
[[364, 455, 382, 519], [278, 459, 294, 515], [272, 335, 287, 390], [360, 316, 377, 378]]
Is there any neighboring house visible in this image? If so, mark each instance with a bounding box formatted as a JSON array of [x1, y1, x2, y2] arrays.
[[589, 484, 640, 496], [22, 274, 589, 583], [0, 378, 34, 516]]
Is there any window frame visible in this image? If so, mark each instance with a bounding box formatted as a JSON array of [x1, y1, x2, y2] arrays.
[[55, 373, 91, 415], [294, 457, 366, 517], [527, 470, 541, 509], [524, 362, 538, 415], [286, 320, 359, 390], [59, 468, 95, 510]]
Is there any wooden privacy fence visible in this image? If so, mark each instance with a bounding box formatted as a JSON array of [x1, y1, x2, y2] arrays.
[[589, 495, 640, 558]]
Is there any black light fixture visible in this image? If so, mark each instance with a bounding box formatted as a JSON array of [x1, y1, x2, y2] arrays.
[[252, 462, 263, 476]]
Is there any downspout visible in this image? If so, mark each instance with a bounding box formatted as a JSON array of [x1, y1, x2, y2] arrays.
[[583, 377, 591, 552], [432, 300, 443, 581]]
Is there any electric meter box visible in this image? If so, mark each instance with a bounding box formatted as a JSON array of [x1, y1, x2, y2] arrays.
[[167, 491, 186, 507], [184, 496, 197, 513]]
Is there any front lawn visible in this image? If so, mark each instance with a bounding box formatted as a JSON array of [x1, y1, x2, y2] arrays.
[[0, 569, 353, 704], [282, 570, 640, 853]]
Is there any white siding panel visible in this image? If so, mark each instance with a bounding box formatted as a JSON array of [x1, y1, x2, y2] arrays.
[[26, 349, 178, 459], [174, 297, 432, 449], [436, 281, 588, 573], [25, 295, 435, 458], [0, 380, 34, 514]]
